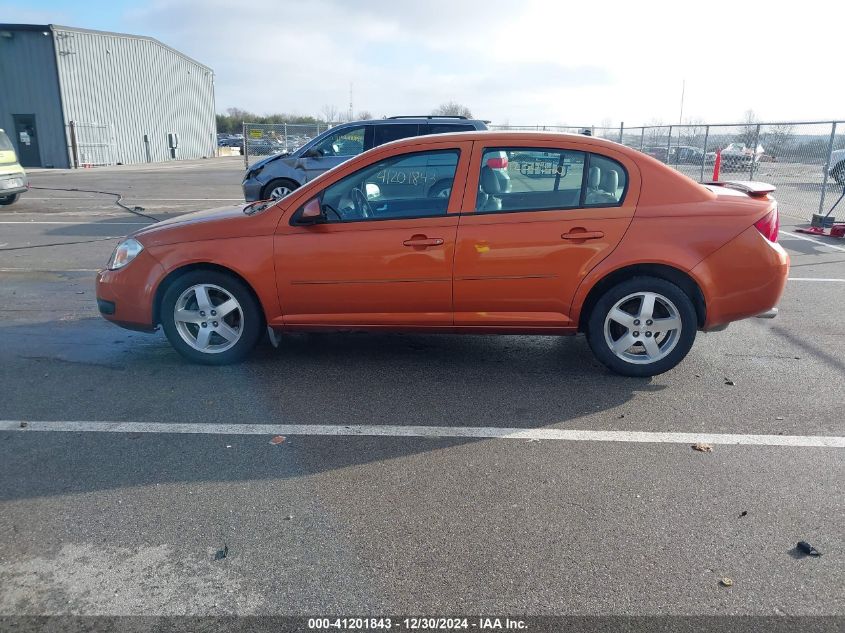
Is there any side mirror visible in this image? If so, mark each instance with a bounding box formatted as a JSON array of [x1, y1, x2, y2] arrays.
[[297, 198, 325, 225], [303, 148, 321, 159], [365, 183, 381, 200]]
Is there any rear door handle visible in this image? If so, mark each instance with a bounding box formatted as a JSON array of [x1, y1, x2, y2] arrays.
[[403, 236, 444, 247], [561, 230, 604, 240]]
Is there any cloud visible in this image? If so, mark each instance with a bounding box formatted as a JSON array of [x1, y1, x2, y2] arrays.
[[0, 2, 71, 24], [11, 0, 841, 125]]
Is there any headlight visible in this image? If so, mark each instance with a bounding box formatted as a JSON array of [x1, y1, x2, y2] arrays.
[[107, 238, 144, 270]]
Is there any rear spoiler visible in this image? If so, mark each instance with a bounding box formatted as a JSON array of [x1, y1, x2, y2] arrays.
[[706, 180, 776, 198]]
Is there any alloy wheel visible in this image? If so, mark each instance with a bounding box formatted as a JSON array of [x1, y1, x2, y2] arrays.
[[603, 291, 682, 364], [173, 284, 244, 353]]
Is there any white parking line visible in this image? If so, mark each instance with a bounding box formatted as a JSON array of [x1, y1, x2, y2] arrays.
[[789, 277, 845, 282], [1, 420, 843, 448], [779, 230, 845, 253], [24, 198, 242, 201], [0, 221, 151, 225], [0, 268, 99, 272]]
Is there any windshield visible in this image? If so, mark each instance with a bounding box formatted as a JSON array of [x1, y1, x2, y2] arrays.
[[0, 131, 14, 152]]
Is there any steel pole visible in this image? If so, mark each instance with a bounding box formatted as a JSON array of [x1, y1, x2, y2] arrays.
[[243, 121, 248, 169], [820, 122, 838, 215], [68, 120, 79, 169], [749, 124, 761, 180]]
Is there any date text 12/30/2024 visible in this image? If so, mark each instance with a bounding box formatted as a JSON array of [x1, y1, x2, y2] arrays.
[[308, 617, 528, 630]]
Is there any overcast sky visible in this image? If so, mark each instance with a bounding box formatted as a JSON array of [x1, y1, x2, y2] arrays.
[[4, 0, 844, 125]]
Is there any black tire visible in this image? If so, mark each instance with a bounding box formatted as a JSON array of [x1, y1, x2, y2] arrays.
[[586, 276, 697, 377], [832, 161, 845, 186], [0, 193, 19, 205], [159, 270, 264, 365], [262, 178, 299, 201], [428, 179, 453, 199]]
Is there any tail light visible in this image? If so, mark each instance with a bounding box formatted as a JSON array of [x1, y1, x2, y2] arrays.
[[486, 156, 508, 169], [754, 207, 779, 242]]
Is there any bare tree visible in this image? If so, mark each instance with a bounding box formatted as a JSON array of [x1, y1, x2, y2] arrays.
[[764, 123, 794, 159], [644, 118, 666, 147], [736, 109, 759, 147], [432, 101, 473, 118], [356, 110, 374, 120], [320, 104, 339, 124], [681, 117, 706, 146]]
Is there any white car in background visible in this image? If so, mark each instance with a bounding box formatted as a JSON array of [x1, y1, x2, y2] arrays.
[[719, 143, 764, 170], [829, 148, 845, 185]]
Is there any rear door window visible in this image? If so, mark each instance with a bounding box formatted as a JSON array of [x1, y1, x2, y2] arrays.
[[373, 124, 419, 147], [476, 148, 586, 213]]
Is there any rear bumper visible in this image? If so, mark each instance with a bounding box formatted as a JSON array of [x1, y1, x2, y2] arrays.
[[693, 226, 789, 330], [0, 173, 27, 197], [755, 307, 778, 319]]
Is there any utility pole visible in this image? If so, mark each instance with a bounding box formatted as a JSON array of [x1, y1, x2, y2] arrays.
[[348, 83, 353, 122], [679, 79, 686, 124]]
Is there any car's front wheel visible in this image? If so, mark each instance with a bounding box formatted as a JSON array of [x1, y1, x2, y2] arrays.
[[0, 193, 19, 205], [160, 270, 264, 365], [586, 276, 697, 377], [263, 178, 299, 201]]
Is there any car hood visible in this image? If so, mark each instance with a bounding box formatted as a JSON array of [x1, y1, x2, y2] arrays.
[[249, 151, 294, 171], [131, 203, 282, 247]]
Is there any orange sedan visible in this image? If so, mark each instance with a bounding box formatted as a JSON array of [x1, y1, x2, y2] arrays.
[[96, 132, 788, 376]]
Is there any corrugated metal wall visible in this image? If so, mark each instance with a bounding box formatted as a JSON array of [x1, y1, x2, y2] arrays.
[[52, 26, 216, 165], [0, 28, 69, 168]]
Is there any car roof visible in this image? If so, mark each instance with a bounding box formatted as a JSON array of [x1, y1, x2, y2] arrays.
[[375, 130, 640, 155], [337, 117, 487, 127]]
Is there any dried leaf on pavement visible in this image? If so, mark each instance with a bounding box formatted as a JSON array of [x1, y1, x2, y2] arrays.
[[692, 443, 713, 453], [270, 435, 286, 445]]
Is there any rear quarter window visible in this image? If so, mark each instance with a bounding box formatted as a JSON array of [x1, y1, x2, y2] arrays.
[[584, 154, 627, 206], [427, 124, 476, 134]]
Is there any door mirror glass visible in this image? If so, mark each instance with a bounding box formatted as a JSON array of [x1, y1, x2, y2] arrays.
[[365, 183, 381, 200], [298, 197, 325, 224]]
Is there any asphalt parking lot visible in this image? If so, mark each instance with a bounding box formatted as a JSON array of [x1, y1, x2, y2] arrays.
[[1, 157, 843, 619]]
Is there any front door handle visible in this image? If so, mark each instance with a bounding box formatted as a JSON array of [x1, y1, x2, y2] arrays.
[[561, 230, 605, 240], [403, 235, 444, 248]]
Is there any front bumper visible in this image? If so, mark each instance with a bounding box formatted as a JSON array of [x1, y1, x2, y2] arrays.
[[95, 249, 165, 332], [242, 177, 264, 202]]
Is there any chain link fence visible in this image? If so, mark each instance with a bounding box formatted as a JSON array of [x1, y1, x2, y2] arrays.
[[67, 121, 115, 167], [492, 121, 845, 219], [240, 122, 333, 168]]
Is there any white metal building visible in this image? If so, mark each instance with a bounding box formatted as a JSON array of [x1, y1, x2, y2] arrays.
[[0, 23, 216, 168]]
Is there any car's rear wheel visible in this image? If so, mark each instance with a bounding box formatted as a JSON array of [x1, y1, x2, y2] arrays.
[[160, 270, 264, 365], [263, 178, 298, 201], [586, 276, 697, 377], [0, 193, 19, 205]]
